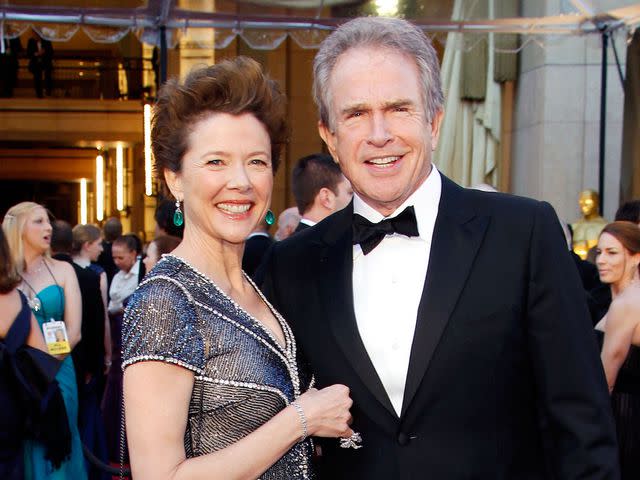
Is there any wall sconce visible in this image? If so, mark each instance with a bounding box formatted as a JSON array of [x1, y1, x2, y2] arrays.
[[144, 103, 153, 196], [116, 143, 124, 211], [96, 154, 104, 222], [80, 178, 88, 225]]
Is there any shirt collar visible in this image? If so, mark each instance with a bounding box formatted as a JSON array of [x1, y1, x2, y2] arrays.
[[246, 231, 270, 240], [74, 257, 90, 268], [122, 258, 140, 278], [300, 218, 317, 227], [352, 166, 442, 240]]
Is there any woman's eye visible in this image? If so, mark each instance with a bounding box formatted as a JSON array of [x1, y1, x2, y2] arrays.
[[250, 159, 268, 166], [207, 159, 223, 165]]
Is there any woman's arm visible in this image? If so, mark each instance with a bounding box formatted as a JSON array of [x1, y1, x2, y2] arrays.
[[125, 361, 352, 480], [58, 261, 82, 349], [601, 299, 635, 392], [99, 272, 112, 371]]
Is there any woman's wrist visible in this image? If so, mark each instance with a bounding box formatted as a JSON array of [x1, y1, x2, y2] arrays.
[[291, 401, 308, 442]]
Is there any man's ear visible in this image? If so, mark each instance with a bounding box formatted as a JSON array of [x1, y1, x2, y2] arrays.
[[430, 109, 444, 151], [318, 121, 339, 164], [164, 168, 183, 201], [317, 187, 335, 210]]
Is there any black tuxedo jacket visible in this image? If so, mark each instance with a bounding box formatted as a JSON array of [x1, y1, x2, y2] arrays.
[[294, 221, 311, 235], [242, 234, 274, 278], [260, 176, 619, 479]]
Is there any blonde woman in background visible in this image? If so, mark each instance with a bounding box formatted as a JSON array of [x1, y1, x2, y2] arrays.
[[2, 202, 86, 479]]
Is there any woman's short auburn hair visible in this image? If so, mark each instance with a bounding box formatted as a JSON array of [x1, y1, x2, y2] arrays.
[[152, 56, 288, 184]]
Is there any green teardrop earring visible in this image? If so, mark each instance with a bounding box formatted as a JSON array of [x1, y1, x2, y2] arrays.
[[265, 209, 275, 226], [173, 199, 184, 227]]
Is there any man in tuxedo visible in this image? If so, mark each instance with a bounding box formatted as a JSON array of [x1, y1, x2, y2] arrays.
[[291, 153, 353, 234], [259, 17, 619, 479]]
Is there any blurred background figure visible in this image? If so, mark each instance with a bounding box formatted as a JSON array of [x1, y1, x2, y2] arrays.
[[52, 220, 109, 480], [594, 221, 640, 480], [291, 153, 352, 234], [26, 32, 53, 98], [0, 36, 22, 98], [3, 202, 86, 479], [589, 199, 640, 325], [274, 206, 300, 241], [154, 198, 185, 239], [103, 232, 143, 470], [142, 234, 180, 272], [0, 226, 60, 480], [96, 217, 122, 287], [615, 199, 640, 226], [242, 219, 273, 278]]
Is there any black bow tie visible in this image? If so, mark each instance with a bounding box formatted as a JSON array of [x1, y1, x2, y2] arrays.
[[352, 206, 419, 255]]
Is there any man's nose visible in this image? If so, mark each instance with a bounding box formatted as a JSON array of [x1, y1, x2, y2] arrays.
[[367, 111, 392, 147]]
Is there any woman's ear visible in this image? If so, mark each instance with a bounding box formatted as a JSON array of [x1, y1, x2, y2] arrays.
[[164, 168, 183, 201]]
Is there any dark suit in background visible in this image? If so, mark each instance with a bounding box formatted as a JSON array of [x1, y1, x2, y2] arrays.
[[242, 233, 274, 278], [97, 240, 118, 288], [293, 222, 310, 235]]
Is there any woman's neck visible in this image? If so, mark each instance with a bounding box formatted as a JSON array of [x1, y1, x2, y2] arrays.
[[611, 273, 639, 298], [172, 230, 245, 294], [23, 248, 45, 274], [73, 251, 90, 263]]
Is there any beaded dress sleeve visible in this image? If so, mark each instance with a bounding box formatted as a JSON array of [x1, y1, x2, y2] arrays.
[[122, 277, 204, 374]]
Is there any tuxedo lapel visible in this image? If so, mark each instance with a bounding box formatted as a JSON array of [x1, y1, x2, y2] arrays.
[[317, 205, 398, 420], [402, 177, 489, 416]]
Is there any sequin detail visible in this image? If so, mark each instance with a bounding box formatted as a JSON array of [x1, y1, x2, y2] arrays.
[[122, 255, 314, 479]]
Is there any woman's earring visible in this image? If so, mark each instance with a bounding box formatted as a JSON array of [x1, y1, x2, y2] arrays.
[[173, 199, 184, 227], [265, 209, 275, 226]]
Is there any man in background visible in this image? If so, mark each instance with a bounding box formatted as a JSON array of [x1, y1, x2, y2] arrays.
[[291, 153, 352, 234]]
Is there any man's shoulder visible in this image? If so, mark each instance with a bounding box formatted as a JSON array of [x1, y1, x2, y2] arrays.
[[274, 207, 346, 253]]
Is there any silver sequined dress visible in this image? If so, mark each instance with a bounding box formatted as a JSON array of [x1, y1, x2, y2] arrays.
[[122, 254, 315, 479]]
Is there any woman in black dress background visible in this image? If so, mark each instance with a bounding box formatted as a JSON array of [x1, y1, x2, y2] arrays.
[[0, 227, 49, 479], [595, 221, 640, 479]]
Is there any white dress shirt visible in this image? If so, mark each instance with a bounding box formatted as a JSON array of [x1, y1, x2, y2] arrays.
[[108, 259, 140, 314], [352, 167, 441, 415], [299, 218, 317, 227]]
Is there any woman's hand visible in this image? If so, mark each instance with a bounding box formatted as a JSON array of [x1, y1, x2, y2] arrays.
[[294, 384, 353, 438]]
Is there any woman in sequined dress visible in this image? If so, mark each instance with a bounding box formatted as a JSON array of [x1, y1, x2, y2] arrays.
[[594, 221, 640, 480], [122, 57, 354, 480]]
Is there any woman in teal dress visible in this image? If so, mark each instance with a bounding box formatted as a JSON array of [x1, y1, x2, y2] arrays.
[[3, 202, 86, 479]]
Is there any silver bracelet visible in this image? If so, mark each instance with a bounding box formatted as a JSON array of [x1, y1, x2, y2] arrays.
[[291, 401, 308, 442]]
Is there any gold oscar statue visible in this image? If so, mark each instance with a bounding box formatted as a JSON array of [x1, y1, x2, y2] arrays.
[[571, 190, 607, 260]]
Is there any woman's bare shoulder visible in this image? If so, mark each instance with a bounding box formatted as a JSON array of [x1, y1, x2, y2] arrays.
[[608, 287, 640, 325], [48, 258, 75, 280]]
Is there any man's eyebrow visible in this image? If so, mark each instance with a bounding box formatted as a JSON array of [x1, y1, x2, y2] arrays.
[[340, 99, 416, 116], [383, 99, 416, 109], [340, 103, 370, 116]]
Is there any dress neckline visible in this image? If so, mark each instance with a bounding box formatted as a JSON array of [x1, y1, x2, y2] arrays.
[[164, 253, 294, 354]]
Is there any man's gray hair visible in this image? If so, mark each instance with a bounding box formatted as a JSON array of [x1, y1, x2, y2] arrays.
[[313, 16, 444, 131]]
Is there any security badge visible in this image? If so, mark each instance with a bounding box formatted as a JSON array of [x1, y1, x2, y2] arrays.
[[42, 320, 71, 355]]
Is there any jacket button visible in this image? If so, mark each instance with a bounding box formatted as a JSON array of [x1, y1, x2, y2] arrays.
[[397, 432, 409, 446]]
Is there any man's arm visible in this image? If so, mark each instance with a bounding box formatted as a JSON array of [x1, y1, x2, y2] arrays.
[[526, 201, 619, 479]]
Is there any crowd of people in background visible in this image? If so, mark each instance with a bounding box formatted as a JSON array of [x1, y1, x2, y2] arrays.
[[0, 175, 639, 480]]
